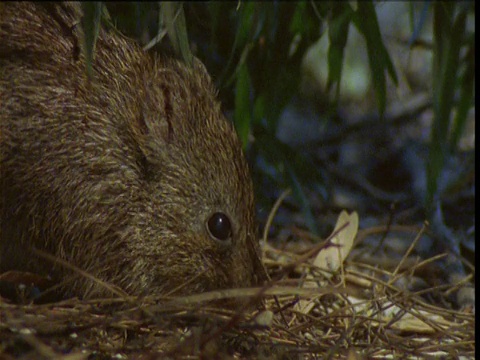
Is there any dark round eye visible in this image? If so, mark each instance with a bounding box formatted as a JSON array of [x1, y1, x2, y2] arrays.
[[207, 212, 232, 242]]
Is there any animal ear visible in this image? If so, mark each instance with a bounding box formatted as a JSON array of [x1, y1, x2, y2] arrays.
[[129, 81, 178, 163], [130, 110, 172, 163]]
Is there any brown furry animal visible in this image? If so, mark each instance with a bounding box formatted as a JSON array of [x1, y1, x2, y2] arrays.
[[0, 2, 263, 299]]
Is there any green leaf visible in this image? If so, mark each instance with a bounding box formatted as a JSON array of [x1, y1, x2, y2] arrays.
[[286, 164, 319, 235], [353, 1, 398, 115], [254, 125, 326, 235], [327, 3, 353, 102], [289, 2, 311, 36], [449, 42, 474, 152], [234, 62, 252, 148], [216, 2, 258, 88], [161, 2, 193, 66], [81, 2, 103, 81], [408, 1, 430, 47], [224, 41, 254, 89], [426, 4, 468, 208], [206, 2, 222, 51], [237, 2, 258, 47], [253, 94, 266, 126]]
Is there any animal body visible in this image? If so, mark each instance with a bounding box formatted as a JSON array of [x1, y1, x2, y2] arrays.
[[0, 2, 263, 299]]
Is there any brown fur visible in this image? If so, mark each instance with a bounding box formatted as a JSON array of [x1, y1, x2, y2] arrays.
[[0, 2, 263, 299]]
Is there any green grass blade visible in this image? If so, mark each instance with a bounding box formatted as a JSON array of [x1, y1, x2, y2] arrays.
[[234, 62, 253, 148], [449, 42, 474, 152], [161, 2, 193, 66], [327, 3, 353, 104], [353, 1, 398, 115], [426, 4, 467, 209], [81, 2, 103, 81]]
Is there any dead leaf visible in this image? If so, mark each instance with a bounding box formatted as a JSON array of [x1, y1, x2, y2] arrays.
[[314, 210, 358, 278], [295, 210, 359, 314]]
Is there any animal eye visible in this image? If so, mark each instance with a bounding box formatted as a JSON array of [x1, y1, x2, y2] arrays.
[[207, 212, 232, 242]]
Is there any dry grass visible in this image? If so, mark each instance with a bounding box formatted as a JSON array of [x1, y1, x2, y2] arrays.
[[0, 224, 475, 359]]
